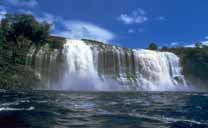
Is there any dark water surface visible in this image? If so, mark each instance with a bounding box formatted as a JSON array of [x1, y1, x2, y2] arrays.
[[0, 90, 208, 128]]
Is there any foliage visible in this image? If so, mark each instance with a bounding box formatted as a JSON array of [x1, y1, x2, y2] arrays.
[[0, 13, 53, 89], [0, 14, 50, 64], [1, 14, 50, 44], [195, 42, 202, 48], [47, 36, 65, 49], [161, 45, 208, 85], [148, 43, 158, 50], [0, 65, 40, 90], [0, 29, 3, 49], [161, 46, 168, 51]]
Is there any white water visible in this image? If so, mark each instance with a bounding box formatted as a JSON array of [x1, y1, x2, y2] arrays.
[[60, 40, 104, 91], [27, 39, 187, 91], [133, 50, 186, 91]]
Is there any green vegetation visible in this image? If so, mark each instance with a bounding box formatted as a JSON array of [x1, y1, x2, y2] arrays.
[[47, 36, 65, 49], [195, 42, 203, 48], [0, 14, 50, 64], [148, 43, 158, 50], [0, 13, 65, 89], [161, 45, 208, 86]]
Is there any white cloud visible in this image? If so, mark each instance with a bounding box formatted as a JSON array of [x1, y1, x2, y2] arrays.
[[119, 14, 134, 24], [185, 44, 196, 48], [200, 40, 208, 46], [171, 42, 178, 46], [128, 29, 135, 34], [118, 8, 148, 25], [165, 41, 185, 48], [185, 41, 208, 48], [128, 28, 144, 34], [0, 8, 115, 43], [35, 12, 58, 31], [202, 41, 208, 45], [56, 21, 115, 43], [22, 12, 115, 43], [7, 0, 38, 7], [133, 8, 146, 15]]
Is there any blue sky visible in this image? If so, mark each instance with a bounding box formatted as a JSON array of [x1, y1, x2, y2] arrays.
[[0, 0, 208, 48]]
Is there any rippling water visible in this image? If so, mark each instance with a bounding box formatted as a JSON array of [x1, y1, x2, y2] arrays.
[[0, 90, 208, 128]]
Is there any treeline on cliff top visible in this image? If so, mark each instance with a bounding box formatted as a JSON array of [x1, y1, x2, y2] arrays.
[[0, 13, 208, 89]]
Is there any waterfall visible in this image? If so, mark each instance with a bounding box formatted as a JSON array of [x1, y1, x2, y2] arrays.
[[27, 39, 187, 91], [60, 40, 103, 91], [132, 50, 187, 91]]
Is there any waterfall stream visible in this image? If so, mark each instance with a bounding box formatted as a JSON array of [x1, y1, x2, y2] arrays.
[[27, 39, 187, 91]]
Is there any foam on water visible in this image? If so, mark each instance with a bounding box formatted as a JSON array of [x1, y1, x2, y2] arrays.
[[0, 106, 34, 111]]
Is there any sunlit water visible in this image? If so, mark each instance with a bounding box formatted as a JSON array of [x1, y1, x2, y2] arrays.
[[0, 90, 208, 128]]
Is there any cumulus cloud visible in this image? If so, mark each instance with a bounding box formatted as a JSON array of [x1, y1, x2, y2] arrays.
[[56, 21, 115, 43], [6, 0, 38, 7], [34, 13, 115, 43], [118, 8, 148, 25]]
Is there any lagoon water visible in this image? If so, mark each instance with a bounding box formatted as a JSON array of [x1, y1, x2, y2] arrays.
[[0, 90, 207, 128]]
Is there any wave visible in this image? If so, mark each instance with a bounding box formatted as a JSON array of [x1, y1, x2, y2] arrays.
[[0, 106, 35, 111]]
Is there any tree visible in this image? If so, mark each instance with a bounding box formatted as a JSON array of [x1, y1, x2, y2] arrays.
[[0, 29, 3, 50], [1, 14, 50, 45], [148, 43, 158, 50], [195, 42, 202, 48], [161, 46, 169, 51], [0, 14, 50, 64]]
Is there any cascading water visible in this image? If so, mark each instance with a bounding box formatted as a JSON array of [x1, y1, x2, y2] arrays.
[[60, 40, 103, 91], [27, 39, 187, 91], [132, 50, 187, 91]]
